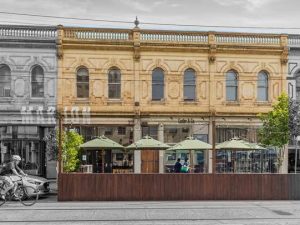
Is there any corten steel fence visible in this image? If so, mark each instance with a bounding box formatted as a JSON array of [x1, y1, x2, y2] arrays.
[[58, 173, 300, 201]]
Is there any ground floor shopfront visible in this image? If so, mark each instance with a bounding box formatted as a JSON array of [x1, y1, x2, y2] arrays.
[[64, 115, 287, 174], [0, 125, 56, 178]]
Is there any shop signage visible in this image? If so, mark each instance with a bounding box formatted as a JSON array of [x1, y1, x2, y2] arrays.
[[178, 118, 195, 124]]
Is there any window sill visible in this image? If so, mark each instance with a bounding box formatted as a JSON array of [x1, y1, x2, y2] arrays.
[[225, 101, 240, 106], [180, 100, 198, 105], [107, 99, 122, 105], [0, 97, 13, 103], [74, 98, 90, 105], [150, 100, 166, 105], [255, 101, 272, 106]]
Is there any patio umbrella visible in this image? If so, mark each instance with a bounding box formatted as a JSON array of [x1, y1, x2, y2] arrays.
[[167, 136, 212, 171], [216, 137, 267, 173], [126, 135, 170, 150], [216, 137, 266, 150], [80, 135, 124, 173]]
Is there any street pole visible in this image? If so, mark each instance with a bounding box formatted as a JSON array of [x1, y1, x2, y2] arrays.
[[295, 136, 298, 174], [58, 111, 63, 174], [212, 119, 216, 174]]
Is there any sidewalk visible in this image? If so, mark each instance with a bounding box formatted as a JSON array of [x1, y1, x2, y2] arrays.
[[48, 179, 57, 195]]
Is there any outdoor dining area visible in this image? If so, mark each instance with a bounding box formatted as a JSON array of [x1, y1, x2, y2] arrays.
[[78, 135, 279, 174]]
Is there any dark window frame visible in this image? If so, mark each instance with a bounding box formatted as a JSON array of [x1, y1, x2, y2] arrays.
[[226, 70, 238, 101], [152, 68, 164, 101], [108, 67, 121, 99], [76, 67, 89, 98], [31, 65, 44, 98], [183, 68, 196, 101]]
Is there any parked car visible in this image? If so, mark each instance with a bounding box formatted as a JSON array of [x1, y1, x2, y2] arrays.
[[9, 174, 50, 196]]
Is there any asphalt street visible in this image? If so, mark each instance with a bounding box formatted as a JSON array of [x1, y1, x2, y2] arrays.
[[0, 196, 300, 225]]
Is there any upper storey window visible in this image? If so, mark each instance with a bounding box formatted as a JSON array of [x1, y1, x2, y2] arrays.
[[108, 68, 121, 99], [0, 65, 11, 97], [257, 71, 268, 101], [77, 67, 89, 98], [184, 68, 196, 101], [31, 65, 44, 98], [226, 70, 238, 101], [152, 68, 164, 101]]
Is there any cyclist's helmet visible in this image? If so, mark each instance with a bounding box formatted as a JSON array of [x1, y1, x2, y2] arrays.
[[12, 155, 21, 161]]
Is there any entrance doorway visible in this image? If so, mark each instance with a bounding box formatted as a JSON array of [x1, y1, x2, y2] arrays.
[[141, 150, 159, 173]]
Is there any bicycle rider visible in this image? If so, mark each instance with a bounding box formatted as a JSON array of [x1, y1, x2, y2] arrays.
[[0, 155, 27, 200]]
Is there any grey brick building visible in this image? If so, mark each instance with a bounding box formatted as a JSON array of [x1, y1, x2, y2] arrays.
[[0, 25, 57, 178]]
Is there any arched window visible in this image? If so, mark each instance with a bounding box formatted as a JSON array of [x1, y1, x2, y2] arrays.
[[108, 68, 121, 99], [152, 68, 164, 101], [76, 67, 89, 98], [257, 71, 268, 101], [0, 64, 11, 97], [31, 65, 44, 97], [226, 70, 238, 101], [296, 71, 300, 102], [184, 68, 196, 101]]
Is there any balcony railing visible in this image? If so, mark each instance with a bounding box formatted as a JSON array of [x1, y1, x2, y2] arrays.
[[216, 34, 280, 45], [64, 28, 131, 41], [141, 31, 208, 43], [0, 25, 57, 39], [288, 35, 300, 47]]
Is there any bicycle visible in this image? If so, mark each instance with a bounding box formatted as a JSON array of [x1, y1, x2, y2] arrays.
[[0, 176, 39, 206]]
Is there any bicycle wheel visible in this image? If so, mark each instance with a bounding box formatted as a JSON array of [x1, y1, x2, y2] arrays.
[[16, 186, 38, 206], [0, 195, 6, 206]]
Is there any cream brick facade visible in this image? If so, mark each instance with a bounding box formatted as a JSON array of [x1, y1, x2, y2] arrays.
[[57, 26, 288, 173]]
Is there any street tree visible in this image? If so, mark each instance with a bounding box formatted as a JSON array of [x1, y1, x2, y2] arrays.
[[258, 93, 289, 172], [44, 129, 58, 161], [44, 129, 84, 172]]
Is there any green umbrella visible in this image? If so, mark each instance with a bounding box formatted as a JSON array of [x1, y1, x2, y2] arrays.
[[167, 136, 212, 172], [80, 135, 124, 173], [167, 136, 212, 151], [80, 135, 124, 149], [216, 137, 266, 150], [126, 135, 170, 150]]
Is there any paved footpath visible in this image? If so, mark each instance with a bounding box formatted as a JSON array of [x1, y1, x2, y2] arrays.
[[1, 198, 300, 225]]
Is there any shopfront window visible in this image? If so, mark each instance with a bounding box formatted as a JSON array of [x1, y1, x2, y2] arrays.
[[164, 125, 192, 144], [142, 126, 158, 140]]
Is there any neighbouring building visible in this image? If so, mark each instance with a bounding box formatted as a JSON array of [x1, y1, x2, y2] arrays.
[[57, 22, 288, 174], [0, 25, 57, 178], [287, 34, 300, 173]]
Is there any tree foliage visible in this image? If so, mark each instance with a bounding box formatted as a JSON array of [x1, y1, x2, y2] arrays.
[[258, 93, 290, 148], [44, 129, 58, 161], [62, 130, 84, 172], [44, 129, 84, 172]]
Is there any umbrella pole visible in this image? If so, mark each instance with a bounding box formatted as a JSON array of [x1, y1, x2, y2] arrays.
[[102, 149, 105, 173]]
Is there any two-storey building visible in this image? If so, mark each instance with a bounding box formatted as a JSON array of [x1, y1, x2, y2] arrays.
[[57, 23, 288, 173], [0, 25, 57, 178]]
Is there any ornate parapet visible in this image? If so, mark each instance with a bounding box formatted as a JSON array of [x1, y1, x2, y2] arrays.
[[0, 25, 57, 40]]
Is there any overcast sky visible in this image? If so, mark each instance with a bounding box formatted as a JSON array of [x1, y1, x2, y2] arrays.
[[0, 0, 299, 34]]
